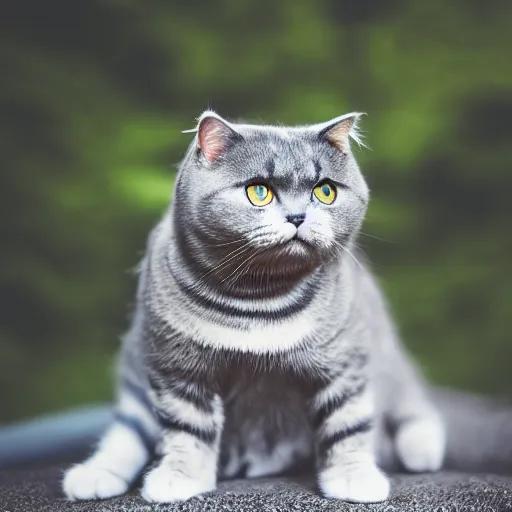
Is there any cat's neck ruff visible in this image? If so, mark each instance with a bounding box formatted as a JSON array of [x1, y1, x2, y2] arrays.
[[147, 217, 355, 354]]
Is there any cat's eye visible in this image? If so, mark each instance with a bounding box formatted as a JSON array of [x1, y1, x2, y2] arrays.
[[313, 182, 337, 205], [246, 184, 274, 207]]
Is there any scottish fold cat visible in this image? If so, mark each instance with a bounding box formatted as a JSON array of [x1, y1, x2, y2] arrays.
[[63, 111, 444, 503]]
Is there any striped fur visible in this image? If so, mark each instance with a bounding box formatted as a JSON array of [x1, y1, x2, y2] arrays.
[[63, 112, 445, 503]]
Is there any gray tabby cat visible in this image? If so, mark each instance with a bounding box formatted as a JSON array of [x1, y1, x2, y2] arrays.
[[62, 111, 445, 503]]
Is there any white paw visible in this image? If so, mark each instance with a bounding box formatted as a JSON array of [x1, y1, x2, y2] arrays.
[[141, 465, 215, 503], [319, 462, 390, 503], [63, 464, 129, 500], [396, 418, 445, 472]]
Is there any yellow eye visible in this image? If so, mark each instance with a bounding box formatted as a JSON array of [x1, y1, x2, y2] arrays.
[[246, 184, 274, 207], [313, 182, 337, 205]]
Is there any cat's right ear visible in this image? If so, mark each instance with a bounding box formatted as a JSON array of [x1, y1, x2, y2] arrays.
[[184, 111, 242, 162], [312, 112, 367, 154]]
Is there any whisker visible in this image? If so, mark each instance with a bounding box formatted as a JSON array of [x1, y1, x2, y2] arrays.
[[209, 224, 275, 247], [206, 240, 273, 285], [202, 252, 253, 284], [221, 247, 268, 286], [358, 231, 393, 243], [209, 238, 246, 248], [233, 247, 273, 291], [336, 241, 365, 271], [199, 244, 253, 280], [238, 250, 270, 291], [308, 229, 364, 270], [223, 257, 255, 292]]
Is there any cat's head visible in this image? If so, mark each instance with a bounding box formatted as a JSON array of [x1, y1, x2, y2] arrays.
[[173, 111, 369, 292]]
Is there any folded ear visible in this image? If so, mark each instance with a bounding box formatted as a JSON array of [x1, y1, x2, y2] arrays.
[[187, 111, 242, 162], [315, 112, 366, 154]]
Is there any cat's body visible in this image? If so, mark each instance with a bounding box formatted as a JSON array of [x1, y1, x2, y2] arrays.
[[63, 112, 445, 503]]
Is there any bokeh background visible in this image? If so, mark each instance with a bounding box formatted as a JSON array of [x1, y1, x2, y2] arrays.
[[1, 0, 511, 424]]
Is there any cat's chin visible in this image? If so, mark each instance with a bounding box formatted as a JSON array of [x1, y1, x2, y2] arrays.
[[284, 234, 329, 259], [262, 237, 324, 272], [285, 236, 312, 252]]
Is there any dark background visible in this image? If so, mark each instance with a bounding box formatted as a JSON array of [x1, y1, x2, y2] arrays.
[[1, 0, 511, 424]]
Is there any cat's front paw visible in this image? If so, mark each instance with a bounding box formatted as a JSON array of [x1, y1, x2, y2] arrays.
[[318, 461, 390, 503], [396, 418, 445, 472], [63, 464, 129, 500], [141, 465, 215, 503]]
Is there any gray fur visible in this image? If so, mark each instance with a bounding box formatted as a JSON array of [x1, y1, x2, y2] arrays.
[[62, 111, 444, 503]]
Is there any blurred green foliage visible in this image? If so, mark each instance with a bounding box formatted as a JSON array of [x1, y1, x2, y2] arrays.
[[1, 0, 511, 422]]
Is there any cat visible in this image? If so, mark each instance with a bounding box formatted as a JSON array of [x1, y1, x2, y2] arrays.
[[62, 111, 445, 503]]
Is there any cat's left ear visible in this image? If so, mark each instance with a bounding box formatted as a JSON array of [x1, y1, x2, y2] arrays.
[[314, 112, 366, 154], [183, 111, 242, 162]]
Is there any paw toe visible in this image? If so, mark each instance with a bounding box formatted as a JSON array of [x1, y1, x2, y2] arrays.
[[396, 419, 445, 472], [319, 462, 390, 503], [63, 464, 128, 500], [141, 466, 215, 503]]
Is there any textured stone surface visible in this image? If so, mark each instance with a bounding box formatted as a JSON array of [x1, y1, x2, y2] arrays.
[[2, 467, 512, 512]]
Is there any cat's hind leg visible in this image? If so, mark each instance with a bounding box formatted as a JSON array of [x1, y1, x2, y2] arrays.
[[63, 379, 159, 500], [394, 409, 445, 472], [375, 345, 445, 473]]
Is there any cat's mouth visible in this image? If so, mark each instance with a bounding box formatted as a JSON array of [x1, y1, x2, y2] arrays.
[[207, 232, 324, 293], [290, 233, 313, 248], [257, 224, 318, 256], [270, 232, 318, 261]]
